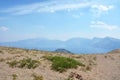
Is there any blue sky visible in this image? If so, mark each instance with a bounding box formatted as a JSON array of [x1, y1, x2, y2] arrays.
[[0, 0, 120, 42]]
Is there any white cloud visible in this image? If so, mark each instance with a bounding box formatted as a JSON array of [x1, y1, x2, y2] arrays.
[[1, 0, 92, 15], [91, 4, 114, 17], [1, 0, 115, 17], [0, 26, 9, 31], [90, 21, 118, 30]]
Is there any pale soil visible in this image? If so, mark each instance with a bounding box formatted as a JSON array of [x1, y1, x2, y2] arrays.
[[0, 46, 120, 80]]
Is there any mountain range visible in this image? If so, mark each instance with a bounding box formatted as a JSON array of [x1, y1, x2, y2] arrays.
[[0, 37, 120, 53]]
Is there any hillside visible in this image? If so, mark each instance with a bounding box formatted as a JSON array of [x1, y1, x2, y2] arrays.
[[0, 46, 120, 80]]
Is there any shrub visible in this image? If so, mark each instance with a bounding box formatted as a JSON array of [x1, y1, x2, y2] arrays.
[[45, 56, 85, 72]]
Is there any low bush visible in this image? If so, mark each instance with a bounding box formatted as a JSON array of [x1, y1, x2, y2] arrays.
[[45, 56, 85, 72]]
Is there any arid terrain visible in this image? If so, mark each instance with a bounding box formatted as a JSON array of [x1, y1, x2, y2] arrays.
[[0, 46, 120, 80]]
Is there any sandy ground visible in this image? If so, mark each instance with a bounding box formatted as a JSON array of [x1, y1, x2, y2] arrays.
[[0, 46, 120, 80]]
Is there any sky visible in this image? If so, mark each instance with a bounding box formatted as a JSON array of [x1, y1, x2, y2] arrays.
[[0, 0, 120, 42]]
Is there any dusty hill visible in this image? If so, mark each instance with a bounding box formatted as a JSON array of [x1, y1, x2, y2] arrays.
[[0, 46, 120, 80]]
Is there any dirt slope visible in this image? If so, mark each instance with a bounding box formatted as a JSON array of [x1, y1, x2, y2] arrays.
[[0, 46, 120, 80]]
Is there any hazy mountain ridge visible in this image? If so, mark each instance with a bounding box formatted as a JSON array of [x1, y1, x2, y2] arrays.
[[0, 37, 120, 53]]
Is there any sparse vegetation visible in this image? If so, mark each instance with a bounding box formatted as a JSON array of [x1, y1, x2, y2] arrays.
[[65, 77, 73, 80], [7, 58, 40, 69], [89, 59, 97, 66], [32, 73, 43, 80], [72, 55, 82, 58], [0, 50, 3, 54], [7, 60, 18, 68], [0, 58, 5, 62], [104, 55, 108, 58], [85, 65, 91, 71], [19, 58, 40, 69], [108, 55, 115, 60], [65, 72, 83, 80], [45, 56, 85, 72], [93, 56, 97, 61], [81, 65, 92, 72], [12, 74, 18, 80]]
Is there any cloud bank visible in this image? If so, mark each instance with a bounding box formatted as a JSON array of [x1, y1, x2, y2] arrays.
[[1, 0, 114, 17]]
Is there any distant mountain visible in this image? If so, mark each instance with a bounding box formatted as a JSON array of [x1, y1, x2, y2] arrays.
[[0, 38, 64, 51], [0, 37, 120, 53], [54, 49, 72, 53]]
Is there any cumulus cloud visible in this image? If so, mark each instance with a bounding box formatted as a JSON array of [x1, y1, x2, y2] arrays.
[[90, 21, 118, 30], [91, 4, 114, 17], [0, 26, 9, 31]]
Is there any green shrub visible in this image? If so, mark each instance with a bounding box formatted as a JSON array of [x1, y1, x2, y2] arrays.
[[45, 56, 85, 72]]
